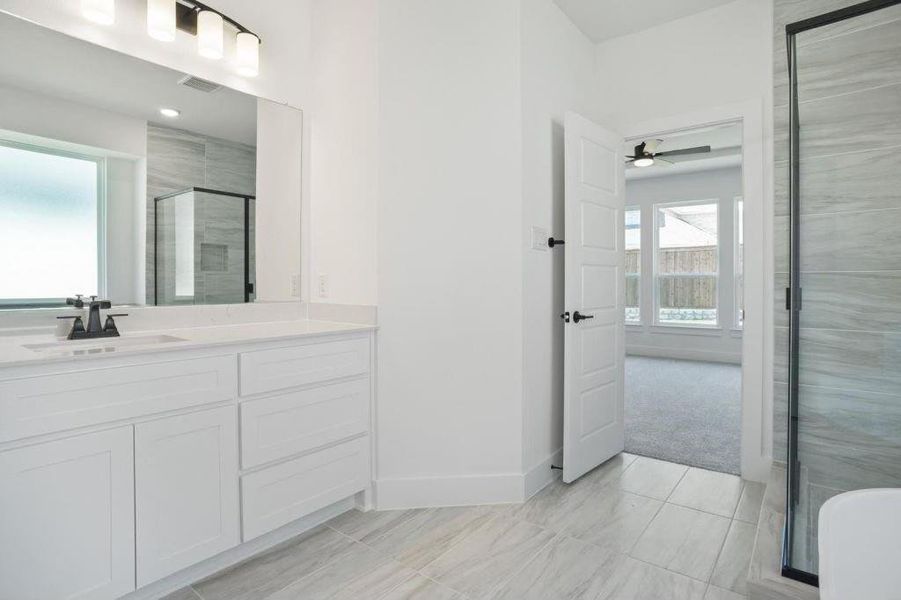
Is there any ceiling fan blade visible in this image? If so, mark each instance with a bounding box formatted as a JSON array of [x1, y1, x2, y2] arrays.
[[655, 157, 674, 166], [655, 145, 712, 158]]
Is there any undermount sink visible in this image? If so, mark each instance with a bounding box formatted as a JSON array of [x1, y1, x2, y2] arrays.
[[23, 334, 187, 357]]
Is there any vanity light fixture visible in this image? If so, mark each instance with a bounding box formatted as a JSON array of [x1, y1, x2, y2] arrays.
[[81, 0, 115, 26], [83, 0, 262, 77], [197, 9, 224, 59], [235, 32, 260, 77], [147, 0, 177, 42], [159, 108, 181, 118]]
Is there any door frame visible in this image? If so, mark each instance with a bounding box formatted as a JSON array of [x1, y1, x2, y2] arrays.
[[622, 99, 772, 482]]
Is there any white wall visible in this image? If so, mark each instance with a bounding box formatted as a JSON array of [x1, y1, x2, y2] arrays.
[[375, 0, 526, 508], [593, 0, 772, 132], [625, 167, 743, 363], [520, 0, 602, 489], [308, 0, 379, 307]]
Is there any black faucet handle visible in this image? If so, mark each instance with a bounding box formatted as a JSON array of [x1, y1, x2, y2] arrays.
[[103, 313, 127, 335], [66, 296, 85, 308]]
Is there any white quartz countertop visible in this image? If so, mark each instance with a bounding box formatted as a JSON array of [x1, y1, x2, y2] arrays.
[[0, 319, 375, 369]]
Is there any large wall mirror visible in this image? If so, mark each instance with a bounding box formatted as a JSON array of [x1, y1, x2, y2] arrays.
[[0, 12, 297, 309]]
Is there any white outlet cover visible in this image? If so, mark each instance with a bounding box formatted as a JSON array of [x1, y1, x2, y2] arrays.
[[531, 226, 549, 251], [318, 274, 329, 298]]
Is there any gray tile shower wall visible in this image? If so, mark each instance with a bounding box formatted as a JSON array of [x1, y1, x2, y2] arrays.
[[773, 0, 901, 572], [145, 124, 256, 304]]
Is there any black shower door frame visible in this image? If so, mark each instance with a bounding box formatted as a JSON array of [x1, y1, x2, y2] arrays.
[[782, 0, 901, 586]]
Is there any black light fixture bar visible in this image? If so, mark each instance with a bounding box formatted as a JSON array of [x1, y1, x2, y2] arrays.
[[174, 0, 261, 41]]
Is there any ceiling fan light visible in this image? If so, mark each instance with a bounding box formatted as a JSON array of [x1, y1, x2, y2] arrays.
[[82, 0, 115, 25], [197, 10, 224, 60], [147, 0, 176, 42], [634, 157, 654, 168]]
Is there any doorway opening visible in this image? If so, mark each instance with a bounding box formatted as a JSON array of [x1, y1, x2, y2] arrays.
[[622, 121, 744, 475]]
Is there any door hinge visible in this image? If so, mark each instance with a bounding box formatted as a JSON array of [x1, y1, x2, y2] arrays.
[[785, 287, 802, 310]]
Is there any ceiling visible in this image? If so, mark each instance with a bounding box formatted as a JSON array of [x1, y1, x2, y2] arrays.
[[0, 13, 257, 147], [553, 0, 737, 43], [625, 121, 742, 180]]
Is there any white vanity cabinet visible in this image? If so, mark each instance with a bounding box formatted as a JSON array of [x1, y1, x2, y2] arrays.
[[0, 328, 374, 600], [134, 406, 240, 586], [0, 426, 136, 600]]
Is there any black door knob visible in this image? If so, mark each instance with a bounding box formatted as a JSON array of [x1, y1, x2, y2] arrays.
[[573, 311, 595, 323]]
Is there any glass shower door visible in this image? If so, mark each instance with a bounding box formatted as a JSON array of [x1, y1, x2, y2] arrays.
[[784, 0, 901, 581], [154, 188, 254, 305]]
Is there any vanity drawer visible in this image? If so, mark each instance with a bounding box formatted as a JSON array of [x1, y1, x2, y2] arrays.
[[0, 356, 237, 443], [238, 337, 369, 396], [240, 378, 370, 469], [241, 436, 370, 541]]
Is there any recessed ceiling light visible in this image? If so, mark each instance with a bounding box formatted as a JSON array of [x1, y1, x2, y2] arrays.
[[159, 108, 181, 118]]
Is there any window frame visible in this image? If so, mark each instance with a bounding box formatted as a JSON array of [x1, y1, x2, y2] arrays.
[[624, 205, 642, 325], [734, 196, 744, 330], [652, 198, 721, 329], [0, 138, 107, 308]]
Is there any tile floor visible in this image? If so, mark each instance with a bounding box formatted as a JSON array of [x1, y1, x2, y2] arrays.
[[169, 454, 764, 600]]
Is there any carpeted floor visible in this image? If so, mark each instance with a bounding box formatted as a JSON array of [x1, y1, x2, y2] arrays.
[[625, 356, 741, 475]]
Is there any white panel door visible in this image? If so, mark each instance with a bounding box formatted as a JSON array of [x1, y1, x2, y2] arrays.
[[135, 406, 240, 586], [0, 427, 135, 600], [563, 112, 625, 484]]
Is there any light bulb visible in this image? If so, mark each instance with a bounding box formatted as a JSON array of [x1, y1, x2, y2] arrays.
[[236, 32, 260, 77], [197, 10, 224, 60], [147, 0, 176, 42], [634, 157, 655, 168], [159, 108, 181, 118], [82, 0, 115, 25]]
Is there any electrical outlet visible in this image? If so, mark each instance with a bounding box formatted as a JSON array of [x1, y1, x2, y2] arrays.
[[531, 226, 549, 251], [318, 274, 329, 298], [290, 274, 300, 297]]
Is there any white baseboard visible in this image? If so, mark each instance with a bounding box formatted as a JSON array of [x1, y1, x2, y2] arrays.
[[626, 344, 741, 365], [524, 449, 562, 500], [122, 496, 356, 600], [375, 472, 525, 510]]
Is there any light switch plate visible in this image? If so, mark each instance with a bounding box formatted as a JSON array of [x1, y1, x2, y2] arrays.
[[531, 226, 549, 251], [318, 274, 329, 298]]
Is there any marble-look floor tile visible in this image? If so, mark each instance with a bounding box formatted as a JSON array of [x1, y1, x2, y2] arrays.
[[618, 456, 688, 501], [710, 520, 756, 595], [563, 486, 662, 553], [734, 482, 766, 525], [630, 503, 731, 581], [704, 584, 746, 600], [506, 478, 598, 533], [421, 516, 555, 599], [378, 574, 463, 600], [194, 526, 355, 600], [669, 468, 743, 518], [267, 541, 414, 600], [594, 555, 708, 600], [366, 507, 494, 570], [487, 534, 618, 600], [160, 588, 202, 600], [580, 452, 638, 487], [327, 508, 422, 543]]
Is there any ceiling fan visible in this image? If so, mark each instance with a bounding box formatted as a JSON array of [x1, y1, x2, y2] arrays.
[[626, 139, 712, 168]]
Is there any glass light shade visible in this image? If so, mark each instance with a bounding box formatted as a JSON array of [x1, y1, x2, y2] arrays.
[[147, 0, 176, 42], [81, 0, 115, 25], [634, 157, 655, 168], [197, 10, 224, 60], [236, 32, 260, 77]]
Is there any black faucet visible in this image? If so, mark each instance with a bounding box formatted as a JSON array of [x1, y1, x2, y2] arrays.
[[58, 295, 127, 340]]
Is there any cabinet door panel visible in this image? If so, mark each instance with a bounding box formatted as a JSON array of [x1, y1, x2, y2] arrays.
[[0, 427, 135, 600], [135, 406, 239, 586]]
